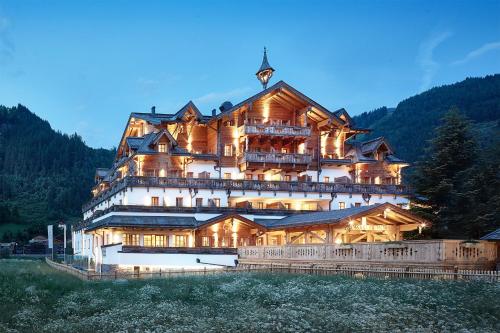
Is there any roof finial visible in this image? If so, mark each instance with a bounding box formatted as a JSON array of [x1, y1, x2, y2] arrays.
[[256, 47, 275, 90]]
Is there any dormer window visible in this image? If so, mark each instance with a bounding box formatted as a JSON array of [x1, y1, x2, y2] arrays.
[[158, 144, 166, 153]]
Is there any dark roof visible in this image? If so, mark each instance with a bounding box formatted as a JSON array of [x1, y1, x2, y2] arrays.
[[95, 168, 110, 178], [257, 48, 274, 74], [264, 204, 383, 228], [359, 137, 392, 154], [85, 215, 198, 232], [130, 101, 205, 125], [385, 155, 408, 164], [481, 228, 500, 241]]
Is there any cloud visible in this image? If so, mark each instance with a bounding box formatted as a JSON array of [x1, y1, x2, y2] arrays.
[[451, 41, 500, 65], [417, 31, 453, 92], [194, 87, 252, 105]]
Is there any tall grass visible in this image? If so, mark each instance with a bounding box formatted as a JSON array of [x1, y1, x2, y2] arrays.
[[0, 259, 499, 332]]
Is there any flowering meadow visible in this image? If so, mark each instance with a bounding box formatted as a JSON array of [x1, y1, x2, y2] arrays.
[[0, 259, 499, 332]]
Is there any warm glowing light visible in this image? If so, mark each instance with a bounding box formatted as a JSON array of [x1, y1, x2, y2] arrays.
[[384, 208, 391, 219], [113, 233, 121, 244], [361, 217, 367, 226], [348, 220, 354, 227], [213, 232, 219, 247], [232, 127, 239, 155], [262, 100, 270, 123], [159, 169, 165, 177], [232, 232, 237, 247], [335, 131, 342, 158], [321, 132, 328, 156], [298, 143, 305, 154], [335, 238, 342, 245], [231, 221, 238, 233]]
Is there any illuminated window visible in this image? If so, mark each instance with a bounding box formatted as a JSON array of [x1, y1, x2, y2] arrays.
[[355, 202, 361, 207], [245, 174, 253, 180], [281, 148, 289, 154], [123, 234, 140, 246], [339, 202, 346, 210], [257, 202, 264, 209], [143, 235, 153, 247], [224, 173, 231, 179], [257, 174, 265, 181], [224, 144, 233, 156], [187, 172, 194, 178], [158, 143, 166, 153], [201, 236, 210, 247], [196, 198, 203, 207], [155, 235, 166, 247], [151, 196, 159, 206], [175, 235, 187, 247], [176, 197, 183, 207], [284, 203, 291, 210], [324, 176, 330, 183], [283, 175, 291, 182]]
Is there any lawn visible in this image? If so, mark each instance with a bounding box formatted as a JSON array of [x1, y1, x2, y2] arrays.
[[0, 260, 499, 333]]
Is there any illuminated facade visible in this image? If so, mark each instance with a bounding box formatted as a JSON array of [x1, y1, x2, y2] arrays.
[[73, 51, 422, 272]]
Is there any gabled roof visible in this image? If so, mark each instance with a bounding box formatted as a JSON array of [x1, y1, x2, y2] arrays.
[[333, 108, 353, 125], [359, 137, 393, 155], [481, 228, 500, 241], [213, 80, 344, 125], [173, 101, 204, 122], [125, 130, 179, 154]]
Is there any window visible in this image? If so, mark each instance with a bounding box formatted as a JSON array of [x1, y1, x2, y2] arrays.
[[355, 202, 361, 207], [151, 196, 159, 206], [176, 197, 183, 207], [201, 236, 210, 247], [175, 235, 187, 247], [155, 235, 166, 247], [158, 143, 166, 153], [256, 202, 264, 209], [143, 235, 153, 247], [224, 173, 231, 179], [209, 198, 220, 207], [106, 234, 110, 245], [196, 198, 203, 207], [224, 144, 233, 156], [284, 203, 291, 210], [123, 234, 140, 246], [281, 148, 289, 154], [283, 175, 291, 182], [245, 174, 253, 180], [339, 202, 346, 210], [257, 174, 265, 181], [324, 176, 330, 183], [187, 172, 194, 178]]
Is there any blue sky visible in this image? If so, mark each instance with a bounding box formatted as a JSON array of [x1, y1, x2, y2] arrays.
[[0, 0, 499, 148]]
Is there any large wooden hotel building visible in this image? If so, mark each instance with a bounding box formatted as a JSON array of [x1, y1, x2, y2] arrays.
[[73, 51, 432, 271]]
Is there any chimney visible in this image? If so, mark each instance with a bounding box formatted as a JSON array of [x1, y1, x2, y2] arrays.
[[151, 106, 156, 114], [211, 108, 217, 116]]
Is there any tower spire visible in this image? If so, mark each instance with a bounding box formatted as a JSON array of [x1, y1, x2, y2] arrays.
[[256, 47, 275, 90]]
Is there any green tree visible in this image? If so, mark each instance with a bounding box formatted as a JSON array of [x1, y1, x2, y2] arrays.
[[413, 108, 478, 238]]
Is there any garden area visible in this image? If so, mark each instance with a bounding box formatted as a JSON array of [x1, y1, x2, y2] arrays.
[[0, 259, 499, 332]]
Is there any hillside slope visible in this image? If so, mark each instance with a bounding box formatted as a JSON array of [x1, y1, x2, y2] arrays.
[[0, 105, 115, 239], [352, 74, 500, 162]]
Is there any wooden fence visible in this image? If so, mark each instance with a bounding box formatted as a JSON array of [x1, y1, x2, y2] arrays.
[[45, 258, 499, 282], [238, 240, 498, 269]]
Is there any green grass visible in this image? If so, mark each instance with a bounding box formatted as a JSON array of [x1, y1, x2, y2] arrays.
[[0, 259, 499, 333]]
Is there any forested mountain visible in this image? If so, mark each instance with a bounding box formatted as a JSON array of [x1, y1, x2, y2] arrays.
[[0, 105, 115, 241], [352, 74, 500, 163]]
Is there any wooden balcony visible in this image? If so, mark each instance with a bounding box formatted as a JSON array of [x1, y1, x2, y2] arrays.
[[82, 176, 411, 212], [239, 152, 312, 165], [239, 124, 311, 137]]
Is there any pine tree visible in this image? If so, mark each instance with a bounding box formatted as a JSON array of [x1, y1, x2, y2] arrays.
[[413, 108, 478, 238]]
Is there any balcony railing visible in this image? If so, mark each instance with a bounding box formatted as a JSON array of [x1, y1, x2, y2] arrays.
[[239, 124, 311, 137], [82, 176, 411, 212], [239, 152, 312, 165]]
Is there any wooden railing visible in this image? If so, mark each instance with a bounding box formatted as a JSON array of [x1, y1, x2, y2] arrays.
[[82, 176, 410, 212], [239, 152, 312, 165], [238, 240, 498, 269], [239, 124, 311, 137]]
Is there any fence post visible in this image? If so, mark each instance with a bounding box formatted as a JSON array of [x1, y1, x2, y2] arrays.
[[454, 266, 458, 280]]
